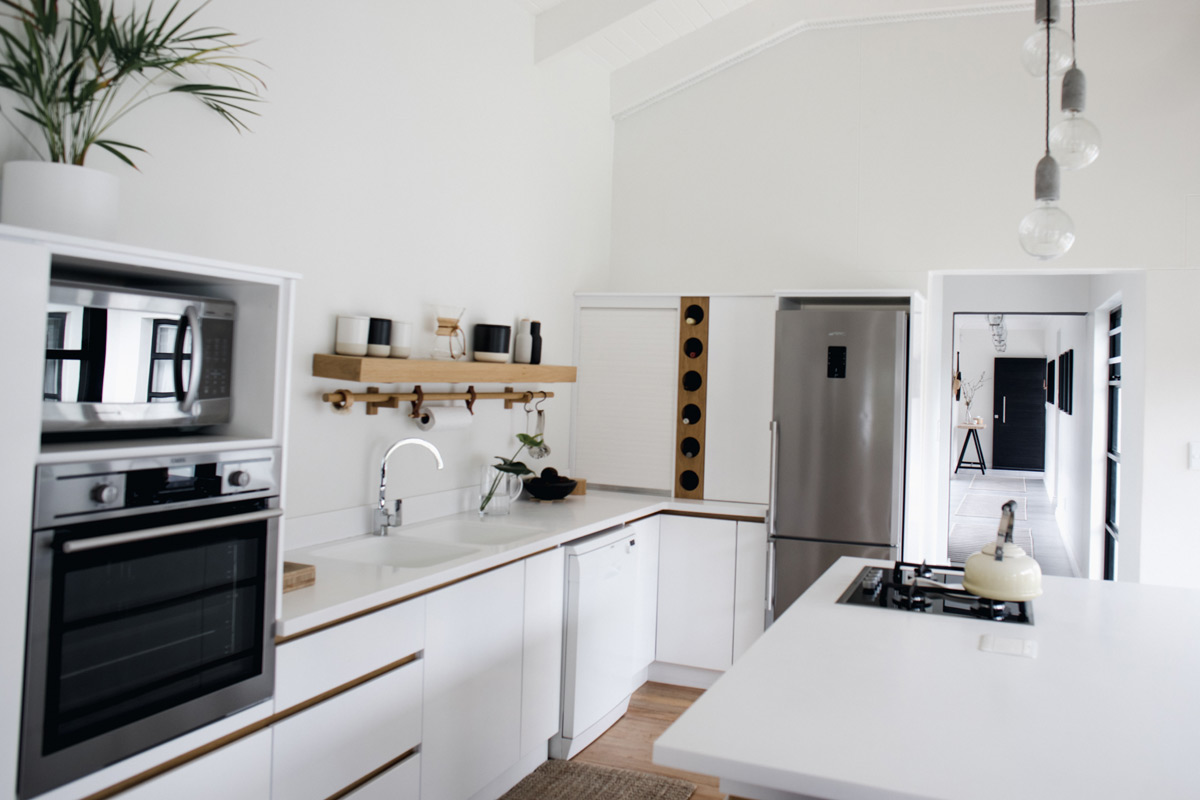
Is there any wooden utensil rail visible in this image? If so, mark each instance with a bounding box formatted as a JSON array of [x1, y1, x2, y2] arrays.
[[322, 385, 553, 417]]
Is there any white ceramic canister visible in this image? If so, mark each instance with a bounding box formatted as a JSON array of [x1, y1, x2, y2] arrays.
[[335, 315, 370, 356]]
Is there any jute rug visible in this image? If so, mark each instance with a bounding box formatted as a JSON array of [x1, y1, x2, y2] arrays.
[[955, 493, 1027, 521], [948, 523, 1034, 564], [500, 760, 695, 800], [969, 475, 1027, 493]]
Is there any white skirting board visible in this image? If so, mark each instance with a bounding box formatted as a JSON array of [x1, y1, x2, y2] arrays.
[[647, 662, 724, 690]]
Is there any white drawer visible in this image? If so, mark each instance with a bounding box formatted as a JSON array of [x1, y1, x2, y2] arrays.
[[272, 660, 422, 800], [343, 752, 420, 800], [117, 729, 272, 800], [276, 596, 424, 710]]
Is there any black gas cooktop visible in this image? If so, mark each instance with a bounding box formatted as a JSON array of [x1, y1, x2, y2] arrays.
[[837, 561, 1034, 625]]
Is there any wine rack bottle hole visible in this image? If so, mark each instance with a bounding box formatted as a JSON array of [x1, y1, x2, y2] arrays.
[[682, 371, 702, 392], [681, 404, 701, 424], [680, 437, 700, 458], [684, 305, 705, 325], [679, 470, 700, 491], [684, 338, 703, 358]]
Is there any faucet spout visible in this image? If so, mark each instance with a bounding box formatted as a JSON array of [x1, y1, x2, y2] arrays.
[[377, 438, 445, 535]]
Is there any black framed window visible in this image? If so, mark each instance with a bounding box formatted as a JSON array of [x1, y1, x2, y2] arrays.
[[1104, 307, 1122, 580]]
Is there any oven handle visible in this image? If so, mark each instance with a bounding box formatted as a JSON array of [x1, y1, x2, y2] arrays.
[[174, 305, 204, 414], [60, 508, 283, 554]]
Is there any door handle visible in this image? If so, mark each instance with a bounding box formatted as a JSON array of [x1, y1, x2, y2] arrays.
[[1002, 396, 1007, 424], [174, 305, 204, 413]]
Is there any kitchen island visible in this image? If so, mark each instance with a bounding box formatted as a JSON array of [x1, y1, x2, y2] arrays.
[[653, 557, 1200, 800]]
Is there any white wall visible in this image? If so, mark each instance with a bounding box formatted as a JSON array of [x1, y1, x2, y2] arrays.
[[0, 1, 615, 523], [1046, 316, 1090, 577], [607, 1, 1200, 586]]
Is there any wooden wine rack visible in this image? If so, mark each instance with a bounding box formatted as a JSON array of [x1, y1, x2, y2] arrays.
[[674, 297, 709, 499]]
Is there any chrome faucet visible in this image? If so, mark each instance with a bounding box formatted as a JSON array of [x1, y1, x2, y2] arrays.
[[377, 438, 444, 535]]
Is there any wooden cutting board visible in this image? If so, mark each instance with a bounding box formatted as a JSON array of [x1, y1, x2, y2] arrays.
[[283, 561, 315, 593]]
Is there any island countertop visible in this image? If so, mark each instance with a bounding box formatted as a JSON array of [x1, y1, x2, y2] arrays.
[[653, 557, 1200, 800]]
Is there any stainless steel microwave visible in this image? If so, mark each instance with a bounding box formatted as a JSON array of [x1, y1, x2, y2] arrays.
[[43, 280, 235, 433]]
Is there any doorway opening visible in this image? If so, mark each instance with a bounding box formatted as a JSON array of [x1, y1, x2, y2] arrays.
[[946, 312, 1083, 577]]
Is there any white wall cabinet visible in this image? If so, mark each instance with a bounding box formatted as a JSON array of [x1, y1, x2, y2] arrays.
[[573, 299, 680, 491], [422, 561, 525, 800], [117, 729, 272, 800], [733, 521, 768, 660], [704, 295, 776, 504], [521, 548, 565, 757], [656, 515, 738, 671], [631, 515, 661, 674], [271, 660, 422, 800]]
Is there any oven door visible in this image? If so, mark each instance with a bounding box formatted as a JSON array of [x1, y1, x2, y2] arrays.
[[42, 281, 235, 433], [19, 499, 279, 799]]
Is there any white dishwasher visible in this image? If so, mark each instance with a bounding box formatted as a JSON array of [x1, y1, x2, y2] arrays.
[[551, 525, 638, 759]]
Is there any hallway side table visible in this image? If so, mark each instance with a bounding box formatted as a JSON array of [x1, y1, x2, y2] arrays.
[[955, 422, 987, 475]]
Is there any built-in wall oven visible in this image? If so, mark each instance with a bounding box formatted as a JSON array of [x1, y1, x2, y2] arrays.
[[19, 448, 281, 799]]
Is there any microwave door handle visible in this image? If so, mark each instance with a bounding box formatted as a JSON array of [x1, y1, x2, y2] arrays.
[[174, 305, 204, 413], [60, 508, 283, 554]]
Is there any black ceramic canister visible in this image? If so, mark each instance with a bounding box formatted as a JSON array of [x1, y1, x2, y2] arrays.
[[472, 324, 511, 357], [368, 317, 392, 345]]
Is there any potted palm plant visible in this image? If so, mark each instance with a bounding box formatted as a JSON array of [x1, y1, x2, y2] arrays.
[[0, 0, 263, 237]]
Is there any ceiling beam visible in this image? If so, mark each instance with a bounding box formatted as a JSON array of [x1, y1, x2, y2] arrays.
[[535, 0, 659, 63], [609, 0, 1136, 118]]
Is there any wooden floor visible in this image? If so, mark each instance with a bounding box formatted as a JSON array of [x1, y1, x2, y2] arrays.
[[573, 681, 725, 800]]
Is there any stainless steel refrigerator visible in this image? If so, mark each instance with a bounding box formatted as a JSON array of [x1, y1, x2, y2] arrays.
[[768, 306, 908, 620]]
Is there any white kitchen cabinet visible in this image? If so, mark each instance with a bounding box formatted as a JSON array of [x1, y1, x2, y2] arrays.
[[340, 752, 420, 800], [275, 597, 424, 711], [272, 660, 422, 800], [656, 515, 738, 671], [521, 547, 565, 757], [733, 521, 768, 660], [422, 561, 525, 800], [116, 729, 272, 800], [704, 295, 776, 503], [573, 298, 679, 491], [630, 515, 661, 674]]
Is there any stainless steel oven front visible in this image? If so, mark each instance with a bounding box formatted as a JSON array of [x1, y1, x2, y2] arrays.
[[43, 280, 236, 434], [19, 448, 280, 799]]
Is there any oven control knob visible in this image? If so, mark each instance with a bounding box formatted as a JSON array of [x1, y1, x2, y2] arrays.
[[228, 470, 252, 488], [90, 483, 119, 504]]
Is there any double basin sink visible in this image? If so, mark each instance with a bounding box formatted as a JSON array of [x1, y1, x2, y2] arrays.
[[309, 517, 545, 571]]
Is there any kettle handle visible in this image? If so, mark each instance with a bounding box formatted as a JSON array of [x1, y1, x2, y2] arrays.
[[993, 500, 1018, 561]]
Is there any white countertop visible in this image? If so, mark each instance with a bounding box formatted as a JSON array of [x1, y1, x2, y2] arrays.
[[654, 557, 1200, 800], [279, 490, 763, 637]]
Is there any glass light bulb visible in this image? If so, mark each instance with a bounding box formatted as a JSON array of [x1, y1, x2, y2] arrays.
[[1049, 113, 1101, 169], [1020, 26, 1073, 77], [1018, 201, 1075, 259]]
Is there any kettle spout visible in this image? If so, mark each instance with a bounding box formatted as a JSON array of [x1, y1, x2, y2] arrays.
[[993, 500, 1018, 562]]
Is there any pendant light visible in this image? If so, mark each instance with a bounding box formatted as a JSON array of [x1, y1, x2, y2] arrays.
[[1049, 0, 1101, 169], [1020, 0, 1072, 77], [1019, 12, 1075, 259]]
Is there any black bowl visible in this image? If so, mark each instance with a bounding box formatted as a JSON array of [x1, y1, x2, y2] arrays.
[[524, 477, 577, 501]]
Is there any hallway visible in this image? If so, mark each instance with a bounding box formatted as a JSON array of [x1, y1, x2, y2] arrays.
[[947, 470, 1077, 577]]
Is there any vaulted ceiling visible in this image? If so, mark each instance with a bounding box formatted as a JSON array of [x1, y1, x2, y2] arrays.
[[515, 0, 1126, 118]]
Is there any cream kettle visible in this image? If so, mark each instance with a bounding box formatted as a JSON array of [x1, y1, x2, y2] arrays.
[[962, 500, 1043, 602]]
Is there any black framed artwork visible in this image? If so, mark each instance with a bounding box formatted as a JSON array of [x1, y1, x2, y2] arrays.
[[1046, 360, 1055, 404], [1057, 350, 1074, 414]]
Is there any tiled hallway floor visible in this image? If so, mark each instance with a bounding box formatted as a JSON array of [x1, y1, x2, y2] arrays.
[[948, 469, 1077, 577]]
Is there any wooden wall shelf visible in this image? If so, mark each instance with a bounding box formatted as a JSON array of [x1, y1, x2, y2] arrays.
[[312, 355, 577, 384]]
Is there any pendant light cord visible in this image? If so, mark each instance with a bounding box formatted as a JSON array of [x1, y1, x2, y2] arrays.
[[1044, 19, 1051, 155]]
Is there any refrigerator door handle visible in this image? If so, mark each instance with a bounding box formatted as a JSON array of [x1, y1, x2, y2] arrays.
[[767, 419, 779, 536], [766, 537, 776, 615]]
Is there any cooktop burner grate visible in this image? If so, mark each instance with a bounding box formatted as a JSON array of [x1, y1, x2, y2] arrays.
[[837, 561, 1033, 625]]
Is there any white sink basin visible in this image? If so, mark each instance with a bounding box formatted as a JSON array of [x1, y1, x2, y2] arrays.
[[312, 536, 481, 569], [402, 517, 545, 546]]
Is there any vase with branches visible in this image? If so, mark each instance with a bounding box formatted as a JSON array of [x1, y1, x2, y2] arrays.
[[960, 371, 989, 422], [0, 0, 263, 168]]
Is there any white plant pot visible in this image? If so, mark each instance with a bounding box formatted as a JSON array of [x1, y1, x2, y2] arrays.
[[0, 160, 118, 240]]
